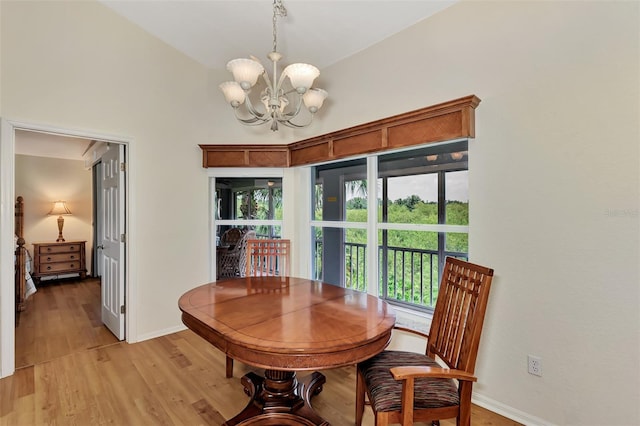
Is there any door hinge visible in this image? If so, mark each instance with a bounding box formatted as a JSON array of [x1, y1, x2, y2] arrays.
[[120, 162, 127, 172], [120, 305, 126, 314], [120, 233, 126, 243]]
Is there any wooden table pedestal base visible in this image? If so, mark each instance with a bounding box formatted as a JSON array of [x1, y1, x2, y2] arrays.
[[223, 369, 328, 426]]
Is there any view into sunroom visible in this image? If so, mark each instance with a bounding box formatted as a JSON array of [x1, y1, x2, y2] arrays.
[[214, 178, 283, 279], [215, 177, 283, 239], [312, 141, 469, 311]]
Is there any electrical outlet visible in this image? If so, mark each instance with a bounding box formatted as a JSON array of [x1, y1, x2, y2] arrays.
[[528, 355, 542, 376]]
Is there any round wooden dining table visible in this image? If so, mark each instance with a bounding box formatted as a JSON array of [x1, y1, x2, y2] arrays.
[[179, 276, 396, 426]]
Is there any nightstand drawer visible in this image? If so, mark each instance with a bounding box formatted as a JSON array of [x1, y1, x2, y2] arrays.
[[37, 244, 82, 254], [40, 253, 80, 263], [41, 262, 80, 273]]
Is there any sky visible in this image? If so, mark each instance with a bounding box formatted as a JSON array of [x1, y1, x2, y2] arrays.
[[345, 171, 469, 203], [387, 171, 468, 202]]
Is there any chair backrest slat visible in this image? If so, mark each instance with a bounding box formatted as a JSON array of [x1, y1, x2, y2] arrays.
[[246, 239, 291, 277], [427, 257, 494, 374]]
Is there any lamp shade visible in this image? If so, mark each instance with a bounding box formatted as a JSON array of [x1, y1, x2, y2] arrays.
[[219, 81, 247, 106], [227, 58, 264, 90], [303, 88, 328, 113], [283, 63, 319, 92], [48, 201, 71, 216]]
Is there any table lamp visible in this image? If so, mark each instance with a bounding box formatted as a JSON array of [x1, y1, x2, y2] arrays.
[[48, 200, 72, 242]]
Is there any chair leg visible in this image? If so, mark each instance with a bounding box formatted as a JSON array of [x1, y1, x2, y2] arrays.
[[226, 356, 233, 378], [457, 382, 473, 426], [355, 368, 366, 425], [375, 412, 389, 426]]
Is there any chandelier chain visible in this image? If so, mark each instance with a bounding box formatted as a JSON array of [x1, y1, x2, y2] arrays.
[[272, 0, 287, 53]]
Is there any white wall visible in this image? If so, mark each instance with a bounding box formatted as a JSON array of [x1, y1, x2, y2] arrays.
[[15, 154, 93, 275], [1, 0, 638, 424], [291, 1, 639, 424], [1, 0, 213, 339], [313, 2, 638, 425]]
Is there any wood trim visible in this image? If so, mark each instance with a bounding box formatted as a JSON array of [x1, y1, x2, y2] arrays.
[[200, 95, 480, 168], [199, 145, 289, 168], [15, 196, 26, 313]]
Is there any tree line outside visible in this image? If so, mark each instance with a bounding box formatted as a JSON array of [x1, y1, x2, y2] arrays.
[[341, 196, 469, 308]]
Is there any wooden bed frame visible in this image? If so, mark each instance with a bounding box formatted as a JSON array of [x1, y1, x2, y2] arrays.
[[15, 196, 27, 312]]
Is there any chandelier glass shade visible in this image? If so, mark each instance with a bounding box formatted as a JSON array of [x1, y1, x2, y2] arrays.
[[219, 0, 328, 131]]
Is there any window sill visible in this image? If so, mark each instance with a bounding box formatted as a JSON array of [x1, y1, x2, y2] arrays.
[[389, 303, 432, 334]]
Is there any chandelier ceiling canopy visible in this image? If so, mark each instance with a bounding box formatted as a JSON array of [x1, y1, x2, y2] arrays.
[[219, 0, 328, 132]]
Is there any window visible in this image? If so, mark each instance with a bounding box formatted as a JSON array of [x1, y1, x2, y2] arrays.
[[378, 142, 468, 310], [311, 141, 469, 311], [312, 159, 367, 290], [215, 177, 283, 240]]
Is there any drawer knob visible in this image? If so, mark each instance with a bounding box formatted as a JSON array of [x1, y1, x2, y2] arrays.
[[47, 257, 52, 261], [70, 255, 75, 259], [46, 247, 52, 252], [46, 266, 51, 270], [70, 246, 75, 250]]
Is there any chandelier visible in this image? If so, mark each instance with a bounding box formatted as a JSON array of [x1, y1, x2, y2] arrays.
[[219, 0, 328, 132]]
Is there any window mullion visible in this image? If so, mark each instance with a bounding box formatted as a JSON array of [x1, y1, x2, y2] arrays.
[[381, 177, 388, 300], [366, 156, 378, 296], [438, 171, 446, 275]]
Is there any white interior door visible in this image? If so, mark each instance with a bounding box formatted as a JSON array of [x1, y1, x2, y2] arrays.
[[100, 143, 125, 340]]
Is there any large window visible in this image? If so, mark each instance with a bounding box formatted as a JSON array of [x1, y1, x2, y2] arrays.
[[311, 141, 469, 311], [378, 142, 468, 310]]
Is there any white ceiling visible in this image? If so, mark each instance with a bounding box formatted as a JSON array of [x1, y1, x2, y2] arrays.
[[15, 130, 93, 161], [17, 1, 457, 160], [99, 0, 457, 70]]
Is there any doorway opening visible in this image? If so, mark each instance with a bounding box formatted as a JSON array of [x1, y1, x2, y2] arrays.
[[0, 120, 133, 378]]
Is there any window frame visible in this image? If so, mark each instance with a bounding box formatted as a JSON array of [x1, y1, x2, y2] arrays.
[[309, 141, 469, 311]]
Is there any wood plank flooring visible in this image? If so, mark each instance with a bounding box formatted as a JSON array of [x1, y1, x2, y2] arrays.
[[4, 279, 520, 426], [15, 278, 118, 369]]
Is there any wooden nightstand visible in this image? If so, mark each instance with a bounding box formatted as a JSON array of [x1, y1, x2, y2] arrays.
[[32, 241, 87, 283]]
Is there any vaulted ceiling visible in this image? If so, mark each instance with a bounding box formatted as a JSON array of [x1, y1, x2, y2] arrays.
[[99, 0, 457, 70], [16, 1, 458, 160]]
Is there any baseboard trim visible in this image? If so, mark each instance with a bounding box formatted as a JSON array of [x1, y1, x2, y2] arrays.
[[472, 392, 554, 426], [136, 325, 187, 342]]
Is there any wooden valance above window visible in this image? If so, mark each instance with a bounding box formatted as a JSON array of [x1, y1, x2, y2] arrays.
[[199, 95, 480, 168]]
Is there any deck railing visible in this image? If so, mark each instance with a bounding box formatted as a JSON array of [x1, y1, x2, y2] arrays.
[[315, 240, 467, 310]]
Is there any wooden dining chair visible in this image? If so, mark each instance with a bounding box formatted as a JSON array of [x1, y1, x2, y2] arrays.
[[355, 257, 495, 426], [245, 239, 291, 277], [225, 238, 291, 379]]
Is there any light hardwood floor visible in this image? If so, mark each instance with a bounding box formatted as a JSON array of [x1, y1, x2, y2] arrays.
[[14, 277, 118, 369], [3, 279, 520, 426]]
